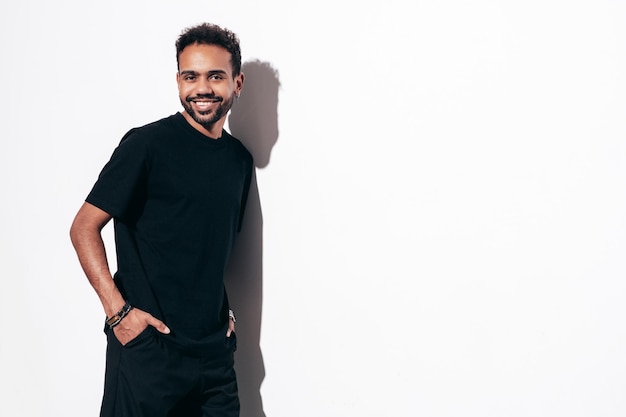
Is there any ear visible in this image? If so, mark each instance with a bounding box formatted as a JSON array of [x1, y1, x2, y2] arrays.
[[176, 71, 180, 83], [235, 72, 245, 95]]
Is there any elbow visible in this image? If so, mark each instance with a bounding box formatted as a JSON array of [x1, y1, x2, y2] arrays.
[[69, 202, 112, 248], [69, 216, 82, 249], [69, 209, 92, 249]]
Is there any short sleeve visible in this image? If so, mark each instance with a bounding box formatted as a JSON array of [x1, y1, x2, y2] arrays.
[[86, 128, 150, 220]]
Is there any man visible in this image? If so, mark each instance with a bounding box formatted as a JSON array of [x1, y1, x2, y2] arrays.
[[70, 23, 252, 417]]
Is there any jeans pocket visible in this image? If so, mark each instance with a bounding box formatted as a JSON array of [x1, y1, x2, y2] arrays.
[[121, 326, 155, 348], [225, 331, 237, 352]]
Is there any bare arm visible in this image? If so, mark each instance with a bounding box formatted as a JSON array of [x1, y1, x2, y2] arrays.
[[70, 202, 169, 344], [69, 202, 123, 315]]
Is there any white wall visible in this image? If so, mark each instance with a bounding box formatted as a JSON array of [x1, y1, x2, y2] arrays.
[[2, 1, 625, 416]]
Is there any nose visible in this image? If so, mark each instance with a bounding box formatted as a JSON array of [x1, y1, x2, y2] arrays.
[[196, 77, 213, 94]]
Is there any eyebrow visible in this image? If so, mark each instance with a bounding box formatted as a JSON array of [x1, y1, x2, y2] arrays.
[[179, 69, 228, 76]]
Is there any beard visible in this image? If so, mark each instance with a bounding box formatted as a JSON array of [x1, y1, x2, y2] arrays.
[[180, 93, 235, 129]]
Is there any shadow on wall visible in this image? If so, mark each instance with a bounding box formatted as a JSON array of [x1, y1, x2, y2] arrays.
[[225, 59, 280, 417]]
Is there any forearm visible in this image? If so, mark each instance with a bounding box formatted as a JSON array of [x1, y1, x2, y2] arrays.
[[70, 203, 125, 317]]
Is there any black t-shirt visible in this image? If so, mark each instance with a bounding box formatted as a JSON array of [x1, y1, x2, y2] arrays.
[[86, 112, 253, 355]]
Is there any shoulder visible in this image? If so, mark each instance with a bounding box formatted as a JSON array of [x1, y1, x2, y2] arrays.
[[120, 114, 181, 145], [113, 115, 185, 160], [223, 131, 253, 163]]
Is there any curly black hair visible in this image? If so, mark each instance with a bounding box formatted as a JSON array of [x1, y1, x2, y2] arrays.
[[175, 23, 242, 76]]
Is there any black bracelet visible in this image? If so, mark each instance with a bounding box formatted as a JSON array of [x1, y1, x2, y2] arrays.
[[105, 302, 133, 329]]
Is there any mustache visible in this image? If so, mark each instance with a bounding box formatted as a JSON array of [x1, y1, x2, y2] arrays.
[[186, 94, 223, 103]]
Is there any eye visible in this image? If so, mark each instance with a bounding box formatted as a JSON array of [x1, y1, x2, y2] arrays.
[[185, 75, 196, 81], [209, 74, 225, 81]]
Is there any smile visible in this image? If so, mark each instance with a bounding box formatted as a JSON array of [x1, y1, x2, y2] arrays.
[[193, 101, 218, 107], [188, 95, 222, 103]]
